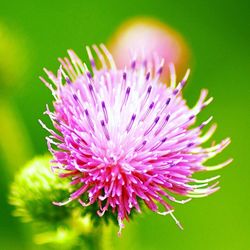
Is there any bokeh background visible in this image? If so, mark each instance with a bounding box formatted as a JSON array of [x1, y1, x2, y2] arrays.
[[0, 0, 249, 249]]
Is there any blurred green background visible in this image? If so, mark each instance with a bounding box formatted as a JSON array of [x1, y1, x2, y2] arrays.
[[0, 0, 249, 249]]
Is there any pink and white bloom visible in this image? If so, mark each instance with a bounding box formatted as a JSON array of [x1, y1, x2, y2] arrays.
[[40, 44, 232, 235]]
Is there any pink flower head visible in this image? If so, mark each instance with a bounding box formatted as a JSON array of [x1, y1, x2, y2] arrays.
[[40, 44, 232, 235]]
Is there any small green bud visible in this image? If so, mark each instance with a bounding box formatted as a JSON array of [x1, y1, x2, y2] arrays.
[[9, 155, 72, 225]]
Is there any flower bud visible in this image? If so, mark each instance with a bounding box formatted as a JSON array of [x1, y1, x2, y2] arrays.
[[108, 17, 189, 82], [9, 155, 72, 225]]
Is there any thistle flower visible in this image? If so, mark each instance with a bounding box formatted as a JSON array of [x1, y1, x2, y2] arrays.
[[40, 45, 232, 235]]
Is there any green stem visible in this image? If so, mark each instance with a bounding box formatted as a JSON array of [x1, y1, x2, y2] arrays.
[[86, 223, 114, 250], [0, 97, 33, 173]]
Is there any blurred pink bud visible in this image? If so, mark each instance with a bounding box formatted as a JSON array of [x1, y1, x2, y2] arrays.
[[108, 17, 190, 82]]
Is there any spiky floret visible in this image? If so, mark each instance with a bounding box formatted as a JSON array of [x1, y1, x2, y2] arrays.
[[40, 44, 232, 235]]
